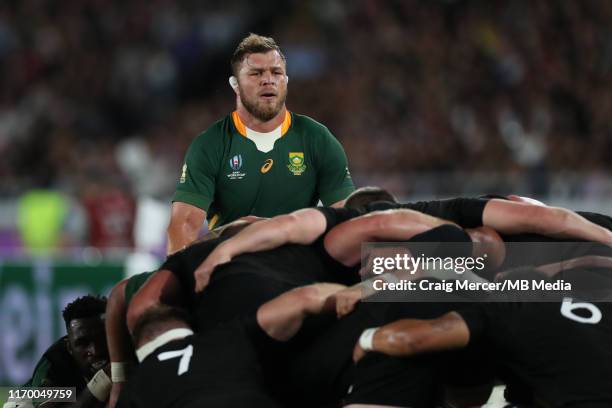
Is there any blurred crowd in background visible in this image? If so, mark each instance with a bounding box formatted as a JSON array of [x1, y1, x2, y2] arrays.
[[0, 0, 611, 254]]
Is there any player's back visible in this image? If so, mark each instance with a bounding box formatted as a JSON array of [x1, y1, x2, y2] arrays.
[[117, 320, 281, 408], [193, 241, 358, 332], [481, 298, 612, 406], [215, 240, 358, 286]]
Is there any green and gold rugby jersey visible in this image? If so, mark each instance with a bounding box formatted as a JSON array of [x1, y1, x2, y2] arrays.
[[173, 111, 354, 228]]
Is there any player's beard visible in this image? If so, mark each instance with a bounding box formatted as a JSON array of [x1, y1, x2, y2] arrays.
[[240, 87, 287, 122]]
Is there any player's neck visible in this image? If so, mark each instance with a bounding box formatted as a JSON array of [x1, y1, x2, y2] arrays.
[[135, 324, 193, 362], [235, 105, 287, 133]]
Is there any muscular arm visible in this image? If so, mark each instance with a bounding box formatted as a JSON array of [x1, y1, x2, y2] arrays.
[[256, 283, 346, 341], [214, 208, 326, 256], [105, 280, 133, 408], [354, 312, 470, 362], [334, 262, 491, 318], [483, 199, 612, 244], [166, 202, 207, 255], [106, 279, 140, 408], [324, 209, 458, 267], [106, 280, 132, 367], [126, 271, 183, 334], [194, 208, 327, 291]]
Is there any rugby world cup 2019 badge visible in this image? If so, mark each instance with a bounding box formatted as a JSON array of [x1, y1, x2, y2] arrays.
[[287, 152, 306, 175], [227, 154, 246, 180]]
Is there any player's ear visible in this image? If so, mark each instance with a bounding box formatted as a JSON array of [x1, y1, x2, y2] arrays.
[[229, 76, 239, 95]]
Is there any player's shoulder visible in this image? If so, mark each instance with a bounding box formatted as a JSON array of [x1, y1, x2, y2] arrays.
[[43, 336, 83, 374], [27, 354, 52, 385], [43, 335, 70, 360], [290, 112, 334, 138], [189, 114, 233, 148], [30, 336, 83, 387], [127, 270, 155, 286], [125, 271, 156, 304]]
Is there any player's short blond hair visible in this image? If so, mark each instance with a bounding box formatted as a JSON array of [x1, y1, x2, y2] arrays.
[[231, 33, 286, 76]]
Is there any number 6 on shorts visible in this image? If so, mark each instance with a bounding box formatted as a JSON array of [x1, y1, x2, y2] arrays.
[[560, 297, 602, 324]]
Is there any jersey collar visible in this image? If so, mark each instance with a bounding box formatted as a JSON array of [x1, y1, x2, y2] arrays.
[[136, 328, 194, 362], [232, 110, 292, 137]]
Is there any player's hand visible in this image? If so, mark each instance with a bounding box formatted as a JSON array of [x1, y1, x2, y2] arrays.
[[353, 341, 367, 363], [107, 382, 123, 408], [315, 283, 348, 313], [194, 244, 232, 292], [332, 285, 363, 318]]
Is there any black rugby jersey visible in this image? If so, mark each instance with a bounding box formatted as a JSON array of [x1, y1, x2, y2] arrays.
[[458, 297, 612, 406], [366, 198, 488, 228], [117, 318, 281, 408], [160, 207, 361, 291], [159, 207, 361, 330]]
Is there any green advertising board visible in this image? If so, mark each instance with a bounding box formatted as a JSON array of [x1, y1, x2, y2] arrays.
[[0, 259, 124, 391]]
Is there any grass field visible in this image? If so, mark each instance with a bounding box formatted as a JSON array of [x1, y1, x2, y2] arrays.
[[1, 387, 9, 405]]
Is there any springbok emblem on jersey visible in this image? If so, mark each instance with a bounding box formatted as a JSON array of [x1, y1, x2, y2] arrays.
[[288, 152, 306, 175]]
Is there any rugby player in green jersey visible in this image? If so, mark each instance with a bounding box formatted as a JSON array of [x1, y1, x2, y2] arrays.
[[167, 33, 354, 254], [21, 296, 110, 408]]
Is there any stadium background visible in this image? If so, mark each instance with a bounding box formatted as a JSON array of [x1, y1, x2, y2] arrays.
[[1, 0, 611, 397]]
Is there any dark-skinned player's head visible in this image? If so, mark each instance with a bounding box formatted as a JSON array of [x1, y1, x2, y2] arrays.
[[344, 186, 398, 212], [62, 295, 108, 378]]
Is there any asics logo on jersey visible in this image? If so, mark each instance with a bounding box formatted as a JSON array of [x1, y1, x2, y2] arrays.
[[261, 159, 274, 173]]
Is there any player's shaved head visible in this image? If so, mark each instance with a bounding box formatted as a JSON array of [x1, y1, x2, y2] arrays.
[[345, 186, 398, 212], [131, 305, 192, 347], [231, 33, 286, 76]]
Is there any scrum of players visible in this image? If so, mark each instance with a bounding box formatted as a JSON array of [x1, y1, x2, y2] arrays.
[[9, 187, 612, 408]]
